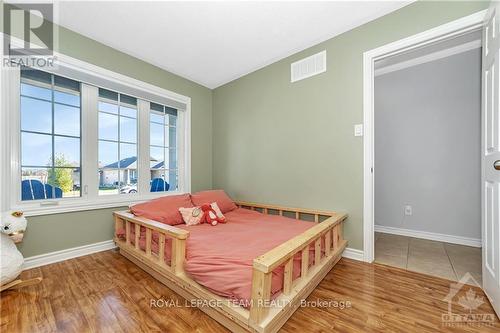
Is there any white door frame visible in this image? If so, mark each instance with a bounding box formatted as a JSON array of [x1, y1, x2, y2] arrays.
[[362, 10, 486, 263]]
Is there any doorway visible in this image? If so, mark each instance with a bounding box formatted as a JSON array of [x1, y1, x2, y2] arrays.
[[363, 10, 486, 263], [363, 6, 500, 319], [373, 29, 482, 283]]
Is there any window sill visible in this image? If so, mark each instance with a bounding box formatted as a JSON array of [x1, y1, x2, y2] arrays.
[[11, 191, 186, 217]]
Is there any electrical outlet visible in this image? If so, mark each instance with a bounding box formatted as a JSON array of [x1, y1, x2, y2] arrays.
[[404, 205, 412, 216]]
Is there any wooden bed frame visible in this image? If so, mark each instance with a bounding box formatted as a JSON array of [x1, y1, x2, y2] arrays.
[[113, 201, 347, 333]]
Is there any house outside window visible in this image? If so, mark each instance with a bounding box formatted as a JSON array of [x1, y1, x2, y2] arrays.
[[149, 102, 178, 192], [97, 88, 138, 195]]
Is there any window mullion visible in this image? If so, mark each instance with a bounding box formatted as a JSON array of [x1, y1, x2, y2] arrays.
[[163, 106, 167, 191], [177, 105, 186, 193], [5, 67, 21, 209], [81, 83, 99, 200], [50, 74, 55, 198], [117, 93, 122, 191], [137, 99, 150, 194]]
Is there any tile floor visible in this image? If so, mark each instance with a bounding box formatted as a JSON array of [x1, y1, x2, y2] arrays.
[[374, 232, 482, 286]]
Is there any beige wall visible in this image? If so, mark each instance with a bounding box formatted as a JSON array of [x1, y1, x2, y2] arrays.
[[212, 1, 488, 251]]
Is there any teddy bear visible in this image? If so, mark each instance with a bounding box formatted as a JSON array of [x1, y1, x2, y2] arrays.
[[201, 203, 226, 226], [0, 211, 41, 291]]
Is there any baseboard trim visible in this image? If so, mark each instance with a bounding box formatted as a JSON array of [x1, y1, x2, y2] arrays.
[[342, 247, 364, 261], [374, 225, 482, 248], [23, 240, 117, 270]]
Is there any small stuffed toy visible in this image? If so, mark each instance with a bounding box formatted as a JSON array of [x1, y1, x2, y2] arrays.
[[179, 202, 227, 226], [0, 211, 42, 292], [201, 203, 226, 226], [210, 202, 226, 224], [1, 211, 27, 285]]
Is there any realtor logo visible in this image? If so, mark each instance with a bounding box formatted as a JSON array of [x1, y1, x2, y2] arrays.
[[2, 2, 57, 69], [3, 2, 54, 56], [442, 272, 495, 327]]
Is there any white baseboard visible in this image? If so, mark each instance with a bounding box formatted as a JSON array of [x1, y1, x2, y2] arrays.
[[374, 225, 482, 248], [23, 240, 117, 270], [342, 247, 364, 261]]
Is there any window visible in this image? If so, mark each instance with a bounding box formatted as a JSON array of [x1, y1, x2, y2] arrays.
[[150, 103, 178, 192], [98, 88, 138, 195], [20, 67, 81, 201], [3, 59, 190, 215]]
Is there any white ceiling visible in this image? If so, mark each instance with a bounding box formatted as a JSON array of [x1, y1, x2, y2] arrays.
[[55, 1, 414, 89]]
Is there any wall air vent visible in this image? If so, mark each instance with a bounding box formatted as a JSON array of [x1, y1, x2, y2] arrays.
[[290, 50, 326, 83]]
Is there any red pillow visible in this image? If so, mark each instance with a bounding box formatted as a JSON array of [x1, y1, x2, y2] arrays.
[[191, 190, 237, 214], [130, 194, 193, 225]]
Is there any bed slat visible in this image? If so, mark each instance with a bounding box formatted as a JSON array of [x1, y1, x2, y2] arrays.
[[125, 221, 131, 245], [159, 234, 166, 264], [325, 230, 331, 256], [314, 238, 321, 265], [135, 224, 140, 250], [283, 258, 293, 295], [145, 229, 152, 256], [301, 247, 309, 278], [332, 225, 338, 251]]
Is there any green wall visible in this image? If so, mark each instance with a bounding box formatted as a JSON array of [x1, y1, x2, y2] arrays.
[[212, 1, 488, 251], [2, 15, 214, 257], [18, 207, 125, 257], [5, 1, 490, 257]]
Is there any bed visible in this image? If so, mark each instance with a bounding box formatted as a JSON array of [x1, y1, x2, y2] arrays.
[[114, 198, 347, 333]]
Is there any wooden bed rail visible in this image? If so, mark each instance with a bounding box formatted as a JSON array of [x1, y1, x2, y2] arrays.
[[113, 211, 189, 275], [240, 202, 348, 327], [252, 213, 347, 273], [235, 200, 337, 222]]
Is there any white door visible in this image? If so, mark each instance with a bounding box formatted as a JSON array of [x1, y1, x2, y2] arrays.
[[482, 3, 500, 318]]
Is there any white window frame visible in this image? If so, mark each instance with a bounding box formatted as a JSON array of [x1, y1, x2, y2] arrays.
[[0, 40, 191, 216]]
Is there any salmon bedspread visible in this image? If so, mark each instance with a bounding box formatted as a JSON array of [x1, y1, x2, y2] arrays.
[[121, 208, 316, 305]]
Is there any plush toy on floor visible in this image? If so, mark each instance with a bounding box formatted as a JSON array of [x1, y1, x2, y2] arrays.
[[0, 211, 41, 292]]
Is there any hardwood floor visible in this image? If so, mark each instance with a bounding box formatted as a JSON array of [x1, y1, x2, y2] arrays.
[[1, 249, 498, 333]]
